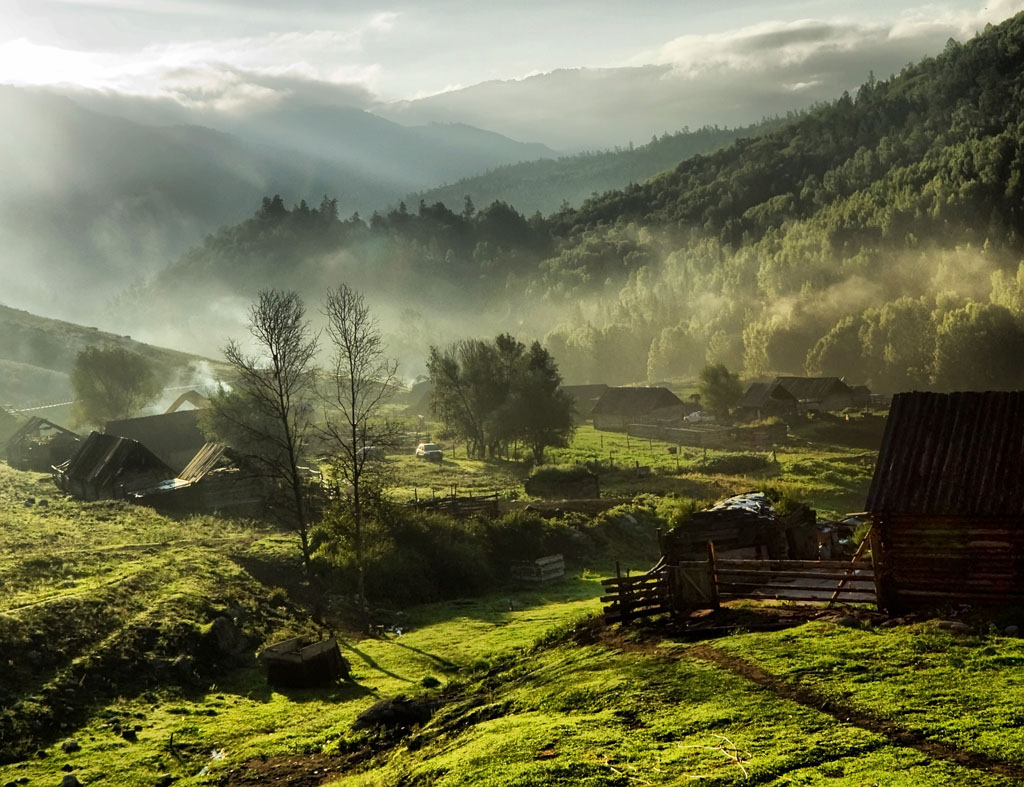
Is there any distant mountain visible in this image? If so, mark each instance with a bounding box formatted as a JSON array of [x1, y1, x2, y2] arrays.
[[228, 105, 553, 191], [413, 119, 790, 216], [0, 87, 552, 323]]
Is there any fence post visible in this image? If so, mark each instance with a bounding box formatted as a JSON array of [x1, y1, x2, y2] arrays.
[[706, 540, 720, 610]]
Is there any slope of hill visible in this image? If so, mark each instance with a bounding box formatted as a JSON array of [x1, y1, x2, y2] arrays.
[[0, 303, 220, 415], [413, 119, 790, 216]]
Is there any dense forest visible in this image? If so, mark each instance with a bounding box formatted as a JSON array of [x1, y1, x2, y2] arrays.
[[134, 12, 1024, 391]]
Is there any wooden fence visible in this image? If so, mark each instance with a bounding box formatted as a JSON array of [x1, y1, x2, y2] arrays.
[[410, 490, 501, 518], [602, 553, 875, 623]]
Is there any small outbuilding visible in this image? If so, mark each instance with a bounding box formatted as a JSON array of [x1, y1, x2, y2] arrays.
[[866, 391, 1024, 613], [592, 386, 687, 431], [5, 417, 81, 472], [54, 432, 174, 500]]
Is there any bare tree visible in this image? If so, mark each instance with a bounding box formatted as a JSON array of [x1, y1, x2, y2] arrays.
[[208, 290, 320, 584], [318, 283, 398, 606]]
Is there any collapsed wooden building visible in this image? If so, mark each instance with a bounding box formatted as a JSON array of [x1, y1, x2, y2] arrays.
[[867, 390, 1024, 613], [5, 416, 81, 472], [54, 432, 174, 500], [130, 443, 265, 515]]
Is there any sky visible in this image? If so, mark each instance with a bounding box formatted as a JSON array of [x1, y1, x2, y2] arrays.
[[3, 0, 1023, 108]]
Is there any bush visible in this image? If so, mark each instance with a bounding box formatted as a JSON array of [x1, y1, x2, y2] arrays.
[[691, 452, 773, 475]]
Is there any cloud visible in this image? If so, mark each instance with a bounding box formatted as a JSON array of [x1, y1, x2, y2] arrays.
[[379, 1, 1024, 150]]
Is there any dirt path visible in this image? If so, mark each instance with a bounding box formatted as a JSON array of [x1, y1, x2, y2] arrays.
[[686, 643, 1024, 780]]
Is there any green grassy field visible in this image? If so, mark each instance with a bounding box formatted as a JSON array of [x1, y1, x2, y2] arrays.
[[10, 416, 1021, 786]]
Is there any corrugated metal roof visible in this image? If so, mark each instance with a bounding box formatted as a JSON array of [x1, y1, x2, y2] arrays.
[[866, 391, 1024, 516], [178, 443, 228, 483], [592, 387, 683, 415]]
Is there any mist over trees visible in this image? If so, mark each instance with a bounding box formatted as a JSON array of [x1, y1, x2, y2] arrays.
[[124, 12, 1024, 392]]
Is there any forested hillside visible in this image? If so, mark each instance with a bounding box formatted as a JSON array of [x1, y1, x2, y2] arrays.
[[413, 119, 789, 216], [133, 13, 1024, 390]]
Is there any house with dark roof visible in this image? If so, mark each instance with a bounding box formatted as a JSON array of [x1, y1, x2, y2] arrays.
[[772, 377, 859, 412], [866, 391, 1024, 613], [736, 382, 799, 421], [560, 384, 610, 423], [591, 387, 688, 431], [54, 432, 173, 501], [5, 417, 81, 472]]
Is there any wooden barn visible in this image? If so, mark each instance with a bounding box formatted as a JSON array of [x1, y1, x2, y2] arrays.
[[104, 391, 209, 473], [559, 384, 609, 423], [591, 387, 687, 431], [867, 391, 1024, 613], [5, 417, 81, 471], [54, 432, 174, 500], [736, 382, 799, 421]]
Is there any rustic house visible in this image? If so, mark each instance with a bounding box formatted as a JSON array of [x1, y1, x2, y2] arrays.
[[736, 382, 799, 421], [104, 391, 209, 473], [5, 417, 81, 472], [130, 443, 265, 515], [591, 387, 687, 431], [54, 432, 174, 500], [772, 377, 858, 412], [866, 391, 1024, 613], [559, 384, 610, 423]]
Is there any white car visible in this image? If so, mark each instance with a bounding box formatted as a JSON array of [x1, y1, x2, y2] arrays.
[[415, 442, 443, 462]]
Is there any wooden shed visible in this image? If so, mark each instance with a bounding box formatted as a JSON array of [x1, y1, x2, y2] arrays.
[[736, 382, 798, 421], [591, 387, 687, 431], [866, 391, 1024, 613], [5, 417, 81, 472]]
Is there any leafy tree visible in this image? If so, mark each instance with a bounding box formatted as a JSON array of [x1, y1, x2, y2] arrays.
[[70, 345, 162, 426], [206, 290, 320, 586], [698, 363, 742, 418], [428, 334, 573, 461], [933, 302, 1024, 390], [507, 342, 575, 464], [316, 283, 398, 606]]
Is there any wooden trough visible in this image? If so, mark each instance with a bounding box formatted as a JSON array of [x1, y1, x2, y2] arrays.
[[510, 554, 565, 586], [258, 636, 350, 688]]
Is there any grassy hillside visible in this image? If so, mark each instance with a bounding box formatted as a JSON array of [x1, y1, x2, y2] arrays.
[[3, 445, 1024, 785], [0, 303, 223, 414]]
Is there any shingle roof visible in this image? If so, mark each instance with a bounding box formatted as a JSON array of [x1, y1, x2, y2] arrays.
[[866, 391, 1024, 516], [591, 387, 683, 415]]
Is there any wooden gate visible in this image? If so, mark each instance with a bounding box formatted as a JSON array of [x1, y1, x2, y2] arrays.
[[602, 555, 875, 623]]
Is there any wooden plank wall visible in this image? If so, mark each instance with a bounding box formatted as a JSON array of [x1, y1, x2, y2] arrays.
[[875, 515, 1024, 612]]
